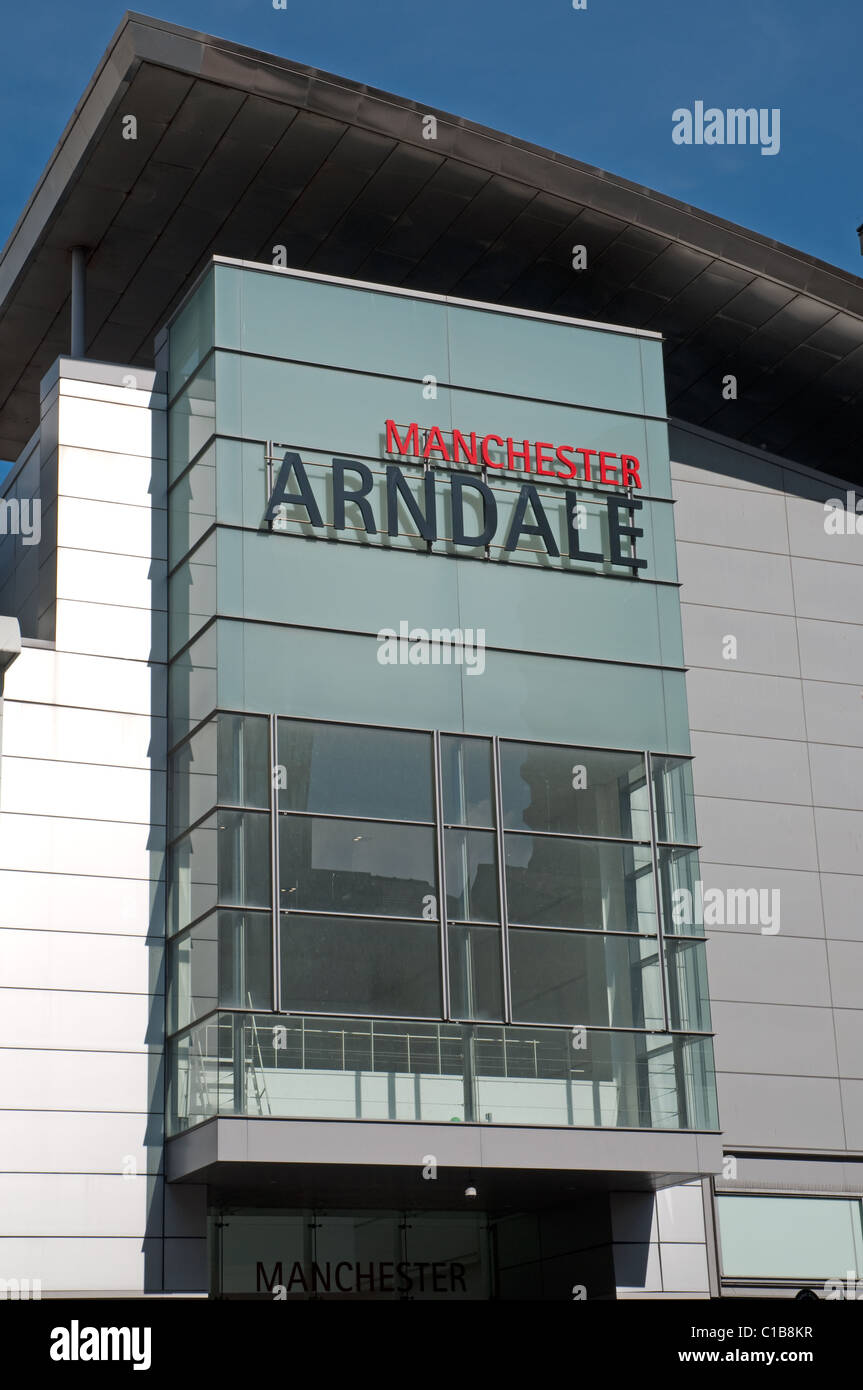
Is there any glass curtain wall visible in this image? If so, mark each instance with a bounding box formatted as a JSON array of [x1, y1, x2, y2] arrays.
[[167, 714, 715, 1134]]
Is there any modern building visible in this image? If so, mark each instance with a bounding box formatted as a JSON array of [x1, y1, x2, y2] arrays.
[[0, 12, 861, 1300]]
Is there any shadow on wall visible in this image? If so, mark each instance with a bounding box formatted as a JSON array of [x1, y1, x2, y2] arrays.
[[144, 380, 208, 1295], [669, 422, 851, 506]]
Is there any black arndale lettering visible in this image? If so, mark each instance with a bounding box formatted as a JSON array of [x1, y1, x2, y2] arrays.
[[266, 454, 647, 574], [256, 1259, 468, 1295]]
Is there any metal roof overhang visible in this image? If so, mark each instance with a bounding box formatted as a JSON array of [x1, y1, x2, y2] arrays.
[[1, 10, 862, 474]]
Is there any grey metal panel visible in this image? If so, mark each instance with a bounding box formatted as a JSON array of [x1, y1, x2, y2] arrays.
[[162, 1184, 207, 1239], [792, 557, 863, 626], [715, 1073, 846, 1150], [697, 864, 824, 939], [668, 430, 784, 494], [695, 795, 817, 870], [803, 681, 863, 749], [815, 809, 863, 874], [706, 933, 832, 1008], [685, 669, 806, 741], [711, 1000, 838, 1078], [166, 1117, 722, 1182], [839, 1084, 863, 1150], [163, 1237, 207, 1293], [610, 1190, 657, 1243], [833, 1011, 863, 1080], [690, 731, 811, 806], [798, 618, 863, 684], [680, 603, 801, 678], [677, 542, 794, 614], [809, 744, 863, 813], [672, 480, 790, 555], [820, 874, 863, 942], [826, 941, 863, 1009], [715, 1154, 863, 1193], [786, 495, 863, 564]]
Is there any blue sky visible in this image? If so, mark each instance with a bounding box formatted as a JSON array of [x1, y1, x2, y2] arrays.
[[1, 0, 861, 271]]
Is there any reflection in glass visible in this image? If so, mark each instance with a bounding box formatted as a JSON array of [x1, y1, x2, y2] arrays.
[[658, 845, 703, 935], [717, 1195, 863, 1280], [509, 928, 663, 1028], [500, 741, 649, 839], [170, 712, 270, 837], [277, 719, 433, 821], [169, 909, 272, 1032], [169, 1015, 234, 1132], [653, 755, 698, 844], [279, 815, 436, 917], [169, 1014, 718, 1134], [505, 835, 655, 933], [441, 736, 494, 827], [280, 915, 441, 1017], [444, 829, 498, 921], [665, 938, 711, 1031], [169, 809, 270, 933], [448, 924, 503, 1020]]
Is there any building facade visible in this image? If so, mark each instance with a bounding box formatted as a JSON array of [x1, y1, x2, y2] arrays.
[[0, 12, 861, 1299]]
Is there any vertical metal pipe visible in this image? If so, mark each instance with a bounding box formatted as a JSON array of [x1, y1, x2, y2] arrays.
[[491, 737, 512, 1023], [432, 730, 450, 1018], [644, 750, 671, 1032], [70, 247, 87, 358], [269, 714, 282, 1012]]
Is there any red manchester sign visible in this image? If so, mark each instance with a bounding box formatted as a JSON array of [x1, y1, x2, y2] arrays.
[[385, 420, 643, 489]]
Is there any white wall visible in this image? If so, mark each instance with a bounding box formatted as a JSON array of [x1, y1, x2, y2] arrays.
[[0, 365, 206, 1295]]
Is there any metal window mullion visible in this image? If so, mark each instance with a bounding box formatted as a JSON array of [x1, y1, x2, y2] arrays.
[[644, 750, 670, 1033], [432, 730, 451, 1020], [492, 736, 512, 1023], [265, 441, 274, 516], [269, 714, 282, 1013]]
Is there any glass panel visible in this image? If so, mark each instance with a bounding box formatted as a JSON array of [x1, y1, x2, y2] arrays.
[[169, 916, 217, 1032], [665, 939, 711, 1031], [170, 713, 269, 838], [280, 915, 442, 1016], [653, 755, 698, 844], [217, 1210, 306, 1299], [169, 810, 270, 933], [718, 1196, 863, 1280], [217, 713, 270, 809], [508, 929, 664, 1028], [444, 829, 498, 922], [658, 845, 703, 935], [500, 741, 649, 839], [505, 835, 656, 933], [172, 1013, 717, 1132], [169, 1015, 234, 1134], [279, 815, 436, 918], [168, 360, 215, 482], [469, 1027, 716, 1129], [169, 270, 214, 397], [218, 909, 272, 1011], [170, 719, 216, 838], [277, 719, 433, 821], [168, 910, 272, 1033], [217, 809, 271, 911], [238, 1016, 467, 1124], [448, 924, 504, 1021], [440, 736, 494, 827]]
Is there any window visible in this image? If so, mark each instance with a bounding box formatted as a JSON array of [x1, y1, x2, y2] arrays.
[[167, 716, 710, 1069]]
